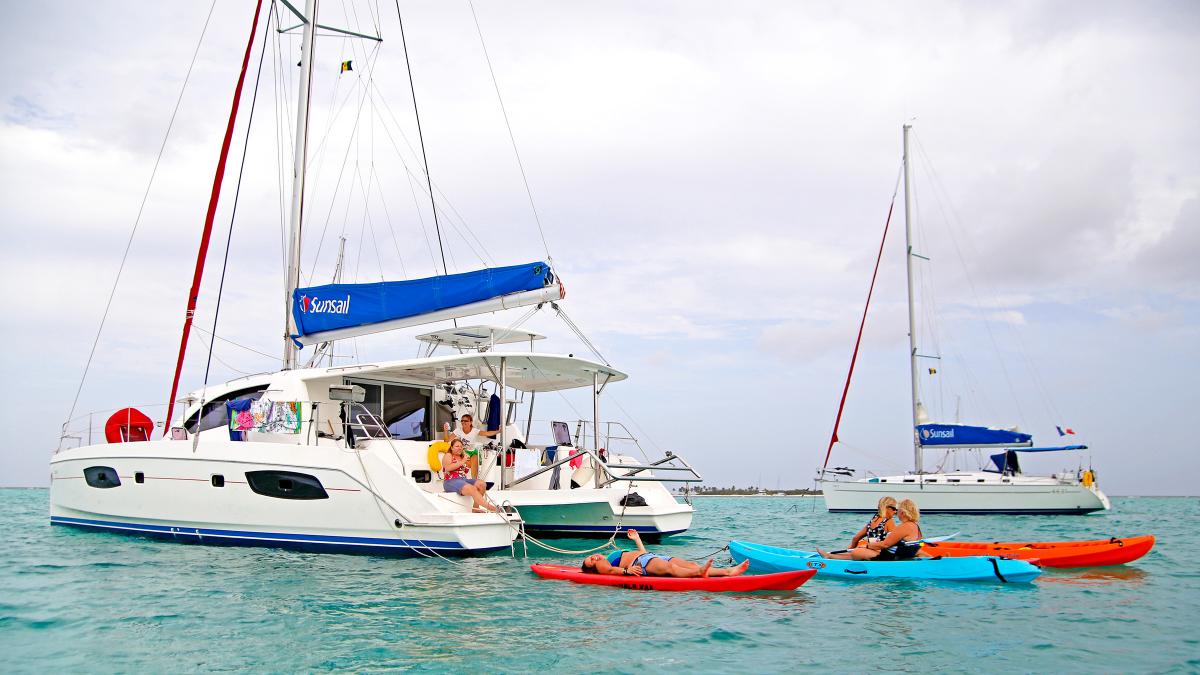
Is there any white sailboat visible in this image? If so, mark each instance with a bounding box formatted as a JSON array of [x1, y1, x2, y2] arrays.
[[51, 1, 698, 555], [818, 124, 1110, 515]]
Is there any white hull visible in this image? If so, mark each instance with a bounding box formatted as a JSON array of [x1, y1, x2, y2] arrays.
[[820, 472, 1110, 514], [482, 454, 694, 537], [50, 437, 520, 556]]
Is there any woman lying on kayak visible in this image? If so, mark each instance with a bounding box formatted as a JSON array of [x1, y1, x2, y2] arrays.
[[581, 529, 751, 578], [818, 499, 923, 561]]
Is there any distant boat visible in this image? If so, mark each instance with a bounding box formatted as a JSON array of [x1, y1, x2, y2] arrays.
[[818, 124, 1109, 515]]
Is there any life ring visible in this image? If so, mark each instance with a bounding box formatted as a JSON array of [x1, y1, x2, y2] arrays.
[[427, 441, 449, 473]]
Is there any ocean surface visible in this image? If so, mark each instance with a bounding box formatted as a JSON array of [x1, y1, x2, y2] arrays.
[[1, 490, 1196, 673]]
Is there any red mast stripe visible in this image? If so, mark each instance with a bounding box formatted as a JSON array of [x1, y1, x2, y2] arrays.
[[164, 0, 266, 434], [822, 195, 897, 470]]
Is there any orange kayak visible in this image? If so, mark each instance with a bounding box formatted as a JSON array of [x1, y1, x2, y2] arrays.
[[922, 535, 1155, 568]]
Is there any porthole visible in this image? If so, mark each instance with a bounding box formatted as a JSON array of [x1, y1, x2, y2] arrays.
[[211, 474, 225, 487], [245, 471, 328, 500], [410, 470, 432, 484], [84, 466, 121, 489], [135, 472, 145, 484]]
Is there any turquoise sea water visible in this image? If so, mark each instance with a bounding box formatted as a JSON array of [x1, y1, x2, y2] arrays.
[[2, 490, 1197, 673]]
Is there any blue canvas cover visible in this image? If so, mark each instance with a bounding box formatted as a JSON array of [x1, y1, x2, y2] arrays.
[[291, 262, 554, 344], [916, 423, 1032, 448]]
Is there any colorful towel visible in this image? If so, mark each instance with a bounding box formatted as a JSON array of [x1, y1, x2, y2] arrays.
[[229, 400, 303, 434]]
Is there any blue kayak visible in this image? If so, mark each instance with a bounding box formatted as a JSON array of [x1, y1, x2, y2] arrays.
[[729, 540, 1041, 583]]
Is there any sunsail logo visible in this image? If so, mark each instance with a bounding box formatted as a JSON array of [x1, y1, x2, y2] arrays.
[[921, 428, 954, 440], [299, 294, 351, 314]]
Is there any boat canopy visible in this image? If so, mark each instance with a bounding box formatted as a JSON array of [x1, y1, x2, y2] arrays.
[[414, 324, 545, 350], [321, 352, 626, 393], [291, 261, 562, 346], [989, 445, 1090, 474], [916, 423, 1032, 448]]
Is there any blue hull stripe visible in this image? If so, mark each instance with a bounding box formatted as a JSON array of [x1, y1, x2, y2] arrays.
[[828, 508, 1102, 515], [48, 516, 508, 555]]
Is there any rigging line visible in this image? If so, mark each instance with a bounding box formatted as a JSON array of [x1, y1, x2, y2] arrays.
[[912, 133, 1028, 426], [191, 324, 278, 361], [395, 2, 449, 277], [270, 2, 292, 274], [357, 168, 387, 281], [468, 0, 553, 263], [370, 167, 409, 279], [199, 0, 273, 423], [822, 163, 903, 472], [363, 77, 495, 267], [62, 0, 220, 433], [553, 305, 609, 365], [305, 59, 376, 286]]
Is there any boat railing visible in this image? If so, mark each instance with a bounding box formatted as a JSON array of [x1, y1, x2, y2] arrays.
[[505, 444, 702, 489]]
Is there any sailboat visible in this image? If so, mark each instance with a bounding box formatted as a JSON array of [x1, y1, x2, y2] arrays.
[[50, 1, 699, 555], [818, 124, 1110, 515]]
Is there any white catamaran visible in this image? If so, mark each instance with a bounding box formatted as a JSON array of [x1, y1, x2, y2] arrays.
[[818, 124, 1110, 515], [51, 1, 699, 556]]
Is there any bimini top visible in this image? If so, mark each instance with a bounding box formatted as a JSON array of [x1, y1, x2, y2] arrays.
[[414, 324, 546, 350], [318, 352, 626, 393]]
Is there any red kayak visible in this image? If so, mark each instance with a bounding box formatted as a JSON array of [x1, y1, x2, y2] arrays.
[[922, 535, 1155, 568], [530, 564, 817, 592]]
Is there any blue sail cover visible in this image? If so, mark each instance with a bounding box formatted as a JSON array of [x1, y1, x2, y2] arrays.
[[292, 261, 555, 344], [916, 423, 1032, 448]]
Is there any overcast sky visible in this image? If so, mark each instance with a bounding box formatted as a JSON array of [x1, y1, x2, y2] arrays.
[[1, 1, 1196, 495]]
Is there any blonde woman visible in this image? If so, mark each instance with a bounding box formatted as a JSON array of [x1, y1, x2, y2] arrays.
[[848, 496, 897, 549], [819, 499, 922, 561]]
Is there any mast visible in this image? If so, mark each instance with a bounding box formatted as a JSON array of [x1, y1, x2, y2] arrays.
[[902, 123, 923, 473], [283, 0, 319, 369]]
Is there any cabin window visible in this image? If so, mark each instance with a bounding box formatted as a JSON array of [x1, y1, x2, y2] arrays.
[[925, 479, 938, 483], [902, 478, 915, 483], [948, 478, 960, 483], [411, 470, 432, 484], [879, 479, 888, 483], [211, 474, 225, 488], [977, 479, 985, 483], [245, 471, 328, 500], [344, 379, 432, 441], [135, 472, 145, 484], [84, 466, 121, 489], [184, 385, 268, 434]]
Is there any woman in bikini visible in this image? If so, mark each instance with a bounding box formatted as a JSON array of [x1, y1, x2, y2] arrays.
[[818, 498, 922, 561], [580, 529, 751, 578], [441, 438, 497, 513], [849, 496, 898, 549]]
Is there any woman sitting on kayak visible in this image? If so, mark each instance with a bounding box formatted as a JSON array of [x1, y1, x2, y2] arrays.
[[818, 499, 923, 561], [581, 529, 751, 578], [848, 496, 897, 549]]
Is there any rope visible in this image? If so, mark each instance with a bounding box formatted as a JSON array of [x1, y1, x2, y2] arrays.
[[61, 0, 219, 440], [468, 0, 553, 265], [394, 1, 448, 276]]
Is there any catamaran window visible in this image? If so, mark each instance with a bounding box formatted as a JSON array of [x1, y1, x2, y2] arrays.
[[344, 380, 432, 441], [245, 471, 329, 500], [183, 385, 268, 434], [388, 408, 426, 440], [84, 466, 121, 488]]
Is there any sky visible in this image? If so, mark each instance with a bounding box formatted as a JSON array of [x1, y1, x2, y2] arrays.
[[0, 1, 1197, 495]]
